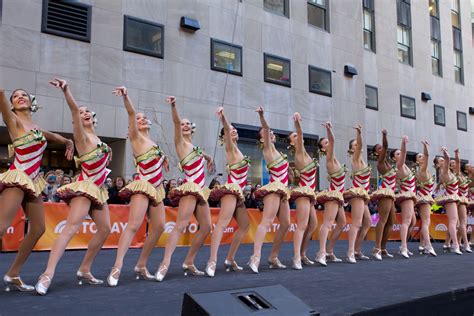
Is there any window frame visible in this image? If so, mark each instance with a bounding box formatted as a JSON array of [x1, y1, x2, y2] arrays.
[[308, 65, 332, 97], [363, 0, 376, 53], [365, 85, 378, 110], [263, 0, 290, 18], [456, 111, 467, 131], [210, 38, 243, 76], [433, 104, 445, 126], [264, 53, 292, 88], [307, 0, 330, 32], [123, 15, 165, 59], [400, 94, 416, 120], [396, 0, 412, 66]]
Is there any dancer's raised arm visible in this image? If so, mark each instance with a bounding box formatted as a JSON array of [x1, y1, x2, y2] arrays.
[[0, 89, 17, 132], [216, 107, 235, 153], [379, 129, 388, 162], [50, 78, 86, 145], [322, 122, 335, 160], [256, 106, 271, 147], [166, 96, 184, 147], [454, 148, 461, 175], [396, 136, 408, 170], [113, 86, 139, 140], [352, 125, 363, 162], [420, 140, 429, 173], [292, 112, 305, 153], [441, 147, 450, 174], [42, 131, 74, 161]]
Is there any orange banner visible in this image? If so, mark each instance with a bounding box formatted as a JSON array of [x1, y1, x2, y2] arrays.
[[0, 209, 25, 252], [2, 203, 472, 252]]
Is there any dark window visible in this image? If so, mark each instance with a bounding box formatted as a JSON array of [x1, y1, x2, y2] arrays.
[[451, 0, 463, 84], [264, 0, 289, 18], [396, 0, 411, 27], [396, 0, 412, 65], [400, 95, 416, 119], [308, 0, 329, 32], [365, 85, 378, 110], [210, 39, 242, 76], [308, 66, 331, 97], [123, 15, 164, 58], [264, 54, 291, 87], [433, 104, 445, 126], [41, 0, 92, 42], [454, 50, 463, 84], [363, 0, 375, 52], [429, 0, 442, 76], [457, 111, 467, 131]]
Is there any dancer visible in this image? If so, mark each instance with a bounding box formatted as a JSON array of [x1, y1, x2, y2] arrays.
[[205, 107, 250, 277], [248, 106, 290, 273], [415, 141, 436, 256], [155, 96, 214, 281], [35, 79, 112, 295], [343, 125, 372, 263], [433, 147, 462, 255], [288, 112, 318, 270], [465, 163, 474, 245], [453, 150, 471, 252], [370, 130, 397, 260], [107, 86, 168, 286], [391, 136, 417, 258], [0, 88, 73, 292], [315, 122, 346, 266]]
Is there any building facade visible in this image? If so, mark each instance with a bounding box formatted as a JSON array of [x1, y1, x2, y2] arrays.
[[0, 0, 472, 188]]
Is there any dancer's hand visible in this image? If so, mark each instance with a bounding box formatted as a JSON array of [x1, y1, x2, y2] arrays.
[[112, 86, 127, 97], [292, 112, 301, 122], [322, 121, 332, 129], [215, 107, 224, 119], [166, 96, 176, 105], [255, 106, 264, 115], [454, 148, 460, 154], [381, 129, 387, 135], [421, 140, 430, 146], [163, 157, 170, 172], [64, 139, 74, 161], [207, 159, 216, 174], [441, 146, 448, 153], [402, 135, 408, 144], [49, 78, 68, 91], [353, 124, 362, 133]]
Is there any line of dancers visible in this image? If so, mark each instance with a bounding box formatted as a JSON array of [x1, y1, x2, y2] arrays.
[[0, 80, 473, 295]]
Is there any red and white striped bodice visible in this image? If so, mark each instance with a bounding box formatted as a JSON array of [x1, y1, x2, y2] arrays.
[[297, 159, 318, 189], [458, 176, 470, 198], [180, 147, 206, 189], [328, 166, 346, 192], [399, 171, 416, 193], [352, 165, 371, 191], [417, 176, 434, 196], [76, 142, 111, 187], [267, 153, 289, 186], [135, 146, 165, 188], [226, 156, 250, 189], [444, 175, 459, 195], [9, 130, 47, 181], [380, 167, 397, 190]]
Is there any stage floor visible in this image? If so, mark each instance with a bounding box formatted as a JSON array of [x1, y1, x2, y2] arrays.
[[0, 241, 473, 315]]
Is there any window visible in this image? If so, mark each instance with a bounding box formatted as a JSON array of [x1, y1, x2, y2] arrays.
[[451, 0, 463, 84], [429, 0, 442, 76], [363, 0, 375, 52], [264, 54, 291, 87], [123, 15, 164, 58], [264, 0, 289, 18], [454, 51, 463, 84], [308, 0, 329, 32], [457, 111, 467, 131], [451, 0, 460, 28], [396, 0, 412, 65], [400, 95, 416, 119], [365, 85, 378, 110], [210, 39, 242, 76], [433, 104, 445, 126], [308, 66, 331, 96], [41, 0, 92, 42]]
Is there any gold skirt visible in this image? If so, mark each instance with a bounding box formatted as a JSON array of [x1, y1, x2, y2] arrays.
[[119, 180, 165, 207], [434, 193, 459, 206], [0, 169, 46, 200], [57, 180, 109, 209], [416, 193, 434, 206], [254, 181, 290, 201], [395, 191, 418, 205], [316, 189, 344, 206], [168, 182, 210, 206], [209, 183, 244, 205], [343, 187, 370, 203], [370, 188, 395, 202], [457, 196, 469, 206], [290, 186, 317, 203]]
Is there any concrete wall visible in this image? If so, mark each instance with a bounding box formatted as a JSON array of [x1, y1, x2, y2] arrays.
[[0, 0, 472, 187]]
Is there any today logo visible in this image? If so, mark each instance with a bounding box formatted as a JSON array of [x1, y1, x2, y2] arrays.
[[6, 227, 14, 234], [54, 220, 128, 234], [434, 223, 448, 232]]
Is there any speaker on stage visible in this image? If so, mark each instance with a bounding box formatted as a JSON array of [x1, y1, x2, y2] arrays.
[[181, 284, 318, 316]]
